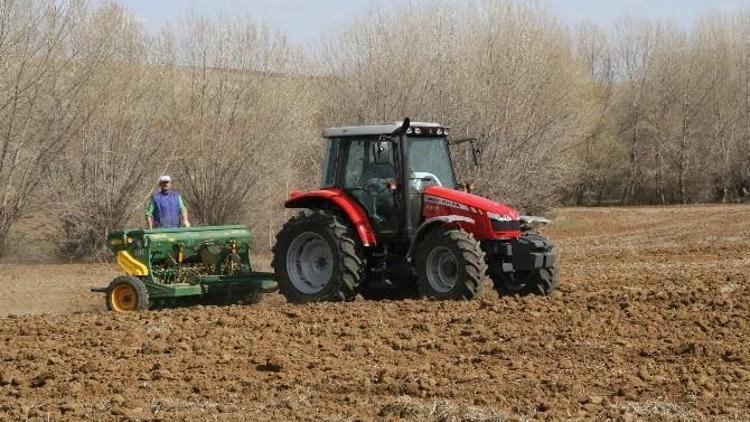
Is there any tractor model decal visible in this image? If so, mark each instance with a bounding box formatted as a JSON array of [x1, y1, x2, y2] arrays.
[[424, 195, 470, 212]]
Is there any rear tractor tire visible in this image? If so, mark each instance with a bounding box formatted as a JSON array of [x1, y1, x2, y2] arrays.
[[492, 232, 560, 296], [106, 276, 149, 312], [415, 227, 486, 300], [272, 210, 364, 304]]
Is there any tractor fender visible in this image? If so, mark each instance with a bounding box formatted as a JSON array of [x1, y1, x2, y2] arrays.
[[285, 188, 378, 246], [407, 215, 475, 261]]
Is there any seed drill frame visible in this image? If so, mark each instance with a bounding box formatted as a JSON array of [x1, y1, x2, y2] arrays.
[[93, 225, 277, 311]]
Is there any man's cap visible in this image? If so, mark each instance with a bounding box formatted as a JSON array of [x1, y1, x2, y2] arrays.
[[159, 175, 171, 183]]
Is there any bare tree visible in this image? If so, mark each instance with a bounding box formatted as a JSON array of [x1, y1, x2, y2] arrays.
[[611, 17, 661, 205], [52, 3, 176, 260], [570, 22, 618, 205], [165, 15, 314, 246], [317, 0, 589, 212], [0, 0, 107, 255]]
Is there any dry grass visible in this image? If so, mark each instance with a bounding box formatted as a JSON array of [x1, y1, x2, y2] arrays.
[[379, 396, 507, 421], [621, 398, 695, 421]]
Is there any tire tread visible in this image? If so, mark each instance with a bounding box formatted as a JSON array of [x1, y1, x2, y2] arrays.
[[415, 227, 486, 300], [272, 210, 363, 303]]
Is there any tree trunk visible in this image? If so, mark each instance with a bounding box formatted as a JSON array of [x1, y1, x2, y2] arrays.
[[655, 137, 665, 205], [678, 96, 690, 205], [622, 118, 639, 206], [0, 211, 13, 257]]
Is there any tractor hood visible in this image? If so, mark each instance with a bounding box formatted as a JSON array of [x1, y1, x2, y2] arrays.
[[423, 186, 520, 220]]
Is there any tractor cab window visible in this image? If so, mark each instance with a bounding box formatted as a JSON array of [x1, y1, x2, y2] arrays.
[[343, 138, 398, 233], [407, 137, 456, 191], [321, 138, 340, 187], [343, 139, 397, 188]]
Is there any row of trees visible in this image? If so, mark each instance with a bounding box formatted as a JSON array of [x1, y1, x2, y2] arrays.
[[318, 2, 587, 212], [573, 14, 750, 205], [319, 2, 750, 208], [0, 0, 748, 260], [1, 1, 311, 258]]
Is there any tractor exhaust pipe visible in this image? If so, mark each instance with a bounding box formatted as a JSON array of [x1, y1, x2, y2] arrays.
[[394, 117, 410, 135]]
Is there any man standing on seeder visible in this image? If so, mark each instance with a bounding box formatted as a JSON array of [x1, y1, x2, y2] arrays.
[[146, 175, 191, 229]]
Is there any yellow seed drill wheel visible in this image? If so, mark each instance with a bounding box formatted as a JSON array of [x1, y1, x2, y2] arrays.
[[111, 284, 137, 311], [106, 276, 149, 312]]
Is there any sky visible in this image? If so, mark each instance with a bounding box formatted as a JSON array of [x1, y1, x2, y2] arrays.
[[115, 0, 750, 46]]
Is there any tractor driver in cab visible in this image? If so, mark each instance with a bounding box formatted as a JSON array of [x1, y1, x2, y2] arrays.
[[146, 175, 191, 229], [357, 139, 445, 230], [358, 141, 397, 230]]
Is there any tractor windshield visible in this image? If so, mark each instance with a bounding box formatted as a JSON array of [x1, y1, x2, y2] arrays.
[[407, 137, 456, 189]]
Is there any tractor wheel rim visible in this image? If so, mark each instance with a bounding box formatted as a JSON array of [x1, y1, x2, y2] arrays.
[[425, 246, 459, 293], [286, 232, 334, 294], [112, 284, 138, 312]]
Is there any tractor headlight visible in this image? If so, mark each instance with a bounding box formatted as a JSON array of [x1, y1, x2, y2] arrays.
[[488, 212, 512, 222]]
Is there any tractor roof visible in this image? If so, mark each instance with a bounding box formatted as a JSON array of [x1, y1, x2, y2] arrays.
[[322, 121, 445, 138]]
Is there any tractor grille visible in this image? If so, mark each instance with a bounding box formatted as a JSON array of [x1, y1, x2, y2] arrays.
[[491, 219, 520, 232]]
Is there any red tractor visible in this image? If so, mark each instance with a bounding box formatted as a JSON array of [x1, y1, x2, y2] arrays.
[[272, 119, 559, 303]]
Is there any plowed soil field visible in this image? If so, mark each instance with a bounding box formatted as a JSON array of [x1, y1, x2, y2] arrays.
[[0, 205, 748, 421]]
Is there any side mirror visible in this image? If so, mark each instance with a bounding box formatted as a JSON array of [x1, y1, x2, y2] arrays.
[[393, 117, 410, 135]]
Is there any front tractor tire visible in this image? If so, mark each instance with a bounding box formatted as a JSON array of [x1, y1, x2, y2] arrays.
[[415, 227, 486, 300], [272, 210, 364, 304], [492, 232, 560, 296], [106, 276, 149, 312]]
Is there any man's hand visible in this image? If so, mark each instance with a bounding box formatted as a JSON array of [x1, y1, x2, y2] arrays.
[[183, 220, 191, 228], [146, 216, 154, 229]]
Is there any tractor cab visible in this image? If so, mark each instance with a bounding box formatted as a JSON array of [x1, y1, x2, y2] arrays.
[[320, 121, 457, 238], [274, 118, 559, 303]]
